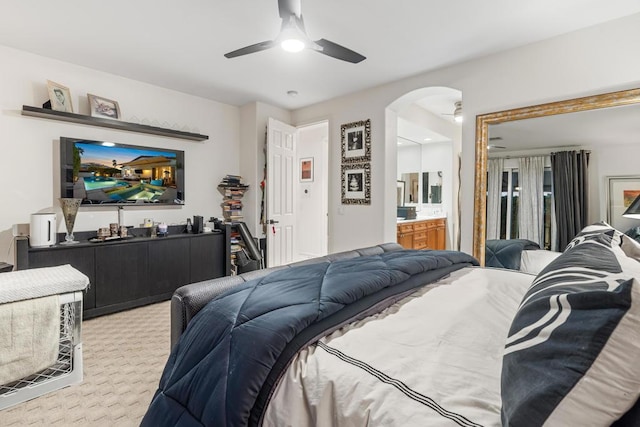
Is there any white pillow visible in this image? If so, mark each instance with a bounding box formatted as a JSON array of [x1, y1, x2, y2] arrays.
[[519, 250, 562, 275]]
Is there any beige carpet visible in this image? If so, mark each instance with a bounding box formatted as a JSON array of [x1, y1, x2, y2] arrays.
[[2, 301, 171, 426]]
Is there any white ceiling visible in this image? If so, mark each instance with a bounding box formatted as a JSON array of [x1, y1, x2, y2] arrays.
[[2, 1, 640, 110], [488, 103, 640, 155]]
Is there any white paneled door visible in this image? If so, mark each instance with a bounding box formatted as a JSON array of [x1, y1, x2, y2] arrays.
[[266, 118, 297, 267]]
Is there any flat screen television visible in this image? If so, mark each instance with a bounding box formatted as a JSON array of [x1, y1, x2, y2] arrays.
[[60, 137, 185, 206]]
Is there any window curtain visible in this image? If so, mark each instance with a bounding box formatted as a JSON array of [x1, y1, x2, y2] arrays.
[[486, 158, 503, 240], [518, 156, 546, 246], [551, 150, 590, 250]]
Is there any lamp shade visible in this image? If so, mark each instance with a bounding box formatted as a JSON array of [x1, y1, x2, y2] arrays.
[[623, 194, 640, 219]]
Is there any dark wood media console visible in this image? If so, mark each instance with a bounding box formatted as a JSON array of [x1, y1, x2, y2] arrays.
[[16, 225, 231, 319]]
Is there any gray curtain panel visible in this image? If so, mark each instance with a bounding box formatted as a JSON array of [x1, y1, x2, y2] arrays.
[[551, 150, 590, 250]]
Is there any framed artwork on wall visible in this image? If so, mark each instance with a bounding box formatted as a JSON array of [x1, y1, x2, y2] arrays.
[[47, 80, 74, 113], [341, 163, 371, 205], [606, 175, 640, 230], [300, 157, 314, 182], [341, 119, 371, 163], [88, 93, 121, 119]]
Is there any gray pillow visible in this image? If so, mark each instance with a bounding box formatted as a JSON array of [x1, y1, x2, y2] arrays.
[[501, 222, 640, 426]]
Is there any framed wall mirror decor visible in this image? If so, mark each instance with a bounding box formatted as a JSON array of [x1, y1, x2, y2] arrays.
[[473, 87, 640, 265]]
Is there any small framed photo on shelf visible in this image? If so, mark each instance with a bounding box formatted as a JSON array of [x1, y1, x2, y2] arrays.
[[88, 93, 121, 119], [300, 157, 314, 182], [341, 163, 371, 205], [47, 80, 74, 113], [341, 118, 371, 163]]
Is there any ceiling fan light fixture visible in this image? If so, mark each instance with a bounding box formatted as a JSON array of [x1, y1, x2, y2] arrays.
[[278, 21, 307, 52], [453, 101, 463, 123], [281, 38, 305, 52]]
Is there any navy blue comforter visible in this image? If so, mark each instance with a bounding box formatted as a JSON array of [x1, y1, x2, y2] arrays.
[[142, 249, 478, 426]]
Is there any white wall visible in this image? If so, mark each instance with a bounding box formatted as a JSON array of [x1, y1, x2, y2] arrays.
[[296, 122, 328, 259], [292, 12, 640, 255], [0, 45, 240, 264], [589, 142, 640, 231], [397, 144, 422, 177], [4, 13, 640, 263]]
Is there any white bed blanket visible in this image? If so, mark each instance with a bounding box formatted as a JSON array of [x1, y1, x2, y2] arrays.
[[0, 295, 60, 385], [263, 267, 534, 427]]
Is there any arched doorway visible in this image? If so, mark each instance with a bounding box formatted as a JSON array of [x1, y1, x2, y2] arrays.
[[386, 87, 463, 250]]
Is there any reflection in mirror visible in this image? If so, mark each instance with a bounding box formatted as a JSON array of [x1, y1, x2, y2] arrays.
[[473, 88, 640, 264], [422, 171, 443, 204], [400, 173, 419, 204], [397, 180, 406, 206]]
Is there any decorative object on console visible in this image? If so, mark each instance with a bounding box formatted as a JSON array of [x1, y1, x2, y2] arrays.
[[192, 216, 203, 234], [607, 175, 640, 230], [157, 222, 168, 236], [87, 93, 120, 119], [341, 162, 371, 205], [340, 118, 371, 163], [59, 198, 82, 245], [46, 80, 73, 113], [29, 213, 57, 248]]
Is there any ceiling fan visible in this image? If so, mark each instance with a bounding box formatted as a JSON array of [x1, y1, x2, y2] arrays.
[[441, 101, 463, 123], [224, 0, 366, 64]]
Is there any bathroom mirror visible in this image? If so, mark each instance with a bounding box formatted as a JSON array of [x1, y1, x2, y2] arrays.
[[400, 172, 419, 204]]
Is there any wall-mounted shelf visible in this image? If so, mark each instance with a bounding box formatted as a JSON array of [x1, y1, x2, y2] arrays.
[[21, 105, 209, 141]]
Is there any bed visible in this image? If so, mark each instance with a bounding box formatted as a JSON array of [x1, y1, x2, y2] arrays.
[[142, 222, 640, 426]]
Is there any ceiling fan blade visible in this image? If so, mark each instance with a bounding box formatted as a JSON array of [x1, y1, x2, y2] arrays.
[[314, 39, 366, 63], [278, 0, 301, 19], [224, 40, 276, 59]]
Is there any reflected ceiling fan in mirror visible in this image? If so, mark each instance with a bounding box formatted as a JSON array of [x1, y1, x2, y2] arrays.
[[487, 137, 505, 150], [224, 0, 366, 63]]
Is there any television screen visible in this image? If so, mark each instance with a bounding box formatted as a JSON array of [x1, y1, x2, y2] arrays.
[[60, 137, 185, 206]]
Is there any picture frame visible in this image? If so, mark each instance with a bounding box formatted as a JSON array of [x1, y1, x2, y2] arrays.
[[300, 157, 314, 182], [88, 93, 121, 119], [341, 163, 371, 205], [47, 80, 74, 113], [606, 175, 640, 230], [341, 119, 371, 163]]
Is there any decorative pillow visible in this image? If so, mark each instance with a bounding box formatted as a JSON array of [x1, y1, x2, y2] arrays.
[[621, 233, 640, 262], [519, 250, 562, 275], [501, 222, 640, 426]]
